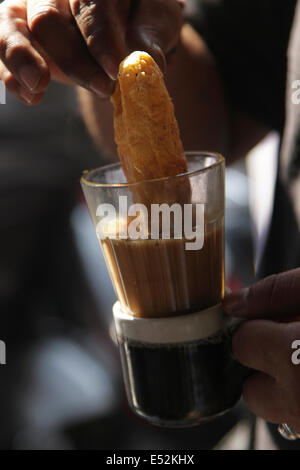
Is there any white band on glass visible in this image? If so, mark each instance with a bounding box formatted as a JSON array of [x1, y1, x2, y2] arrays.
[[113, 301, 225, 344]]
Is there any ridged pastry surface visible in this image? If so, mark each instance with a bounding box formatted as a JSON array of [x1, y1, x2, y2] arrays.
[[111, 51, 187, 185]]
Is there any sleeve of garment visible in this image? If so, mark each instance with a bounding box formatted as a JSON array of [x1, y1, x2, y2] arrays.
[[185, 0, 297, 132]]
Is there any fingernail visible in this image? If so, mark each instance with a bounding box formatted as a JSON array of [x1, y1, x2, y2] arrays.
[[101, 55, 119, 81], [89, 73, 114, 98], [19, 65, 42, 91], [222, 288, 249, 316], [19, 88, 34, 104]]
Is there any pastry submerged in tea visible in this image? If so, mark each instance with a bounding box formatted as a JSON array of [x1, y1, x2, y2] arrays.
[[97, 51, 224, 319], [85, 51, 248, 426]]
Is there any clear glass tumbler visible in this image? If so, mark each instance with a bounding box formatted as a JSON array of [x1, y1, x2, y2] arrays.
[[81, 152, 248, 427]]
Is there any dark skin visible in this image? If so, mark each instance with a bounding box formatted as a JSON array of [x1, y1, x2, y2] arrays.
[[0, 0, 184, 103], [1, 0, 299, 433], [223, 269, 300, 434]]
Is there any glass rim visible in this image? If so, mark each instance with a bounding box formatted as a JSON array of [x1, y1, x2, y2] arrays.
[[80, 151, 224, 189]]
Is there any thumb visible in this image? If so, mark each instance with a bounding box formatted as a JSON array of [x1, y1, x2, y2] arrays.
[[223, 268, 300, 320]]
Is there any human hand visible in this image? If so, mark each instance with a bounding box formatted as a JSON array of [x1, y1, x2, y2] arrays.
[[223, 269, 300, 433], [0, 0, 184, 104]]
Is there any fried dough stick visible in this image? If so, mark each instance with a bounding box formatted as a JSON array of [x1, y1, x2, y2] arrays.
[[111, 51, 190, 206]]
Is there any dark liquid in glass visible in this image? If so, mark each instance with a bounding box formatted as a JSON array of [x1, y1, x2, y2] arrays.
[[118, 331, 249, 427], [100, 218, 248, 425]]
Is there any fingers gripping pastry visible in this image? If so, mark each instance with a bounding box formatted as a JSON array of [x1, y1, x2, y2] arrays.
[[111, 51, 190, 206]]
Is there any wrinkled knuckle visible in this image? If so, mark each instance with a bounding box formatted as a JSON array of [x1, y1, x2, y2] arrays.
[[71, 0, 97, 21], [28, 7, 60, 37], [3, 41, 28, 63], [70, 0, 107, 50]]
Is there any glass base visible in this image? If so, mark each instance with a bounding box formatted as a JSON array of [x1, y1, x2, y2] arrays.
[[129, 401, 239, 429], [118, 335, 249, 428]]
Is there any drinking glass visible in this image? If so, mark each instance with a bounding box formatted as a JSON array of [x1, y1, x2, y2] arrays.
[[81, 152, 248, 427]]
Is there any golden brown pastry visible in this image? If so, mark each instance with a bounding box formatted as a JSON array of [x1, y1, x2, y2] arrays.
[[111, 51, 190, 205]]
